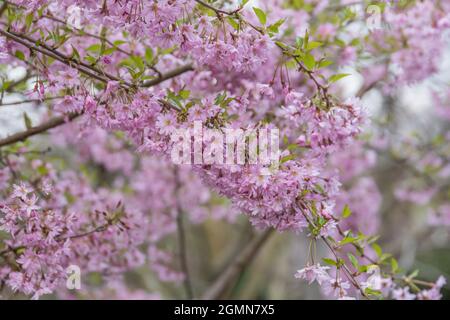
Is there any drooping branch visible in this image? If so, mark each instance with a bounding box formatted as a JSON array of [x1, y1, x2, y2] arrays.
[[174, 167, 194, 300], [201, 229, 274, 300], [297, 202, 370, 299], [0, 29, 116, 85], [0, 64, 193, 148], [0, 29, 194, 89]]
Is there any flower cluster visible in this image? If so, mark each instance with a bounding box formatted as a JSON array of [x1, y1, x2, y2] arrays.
[[0, 0, 448, 301]]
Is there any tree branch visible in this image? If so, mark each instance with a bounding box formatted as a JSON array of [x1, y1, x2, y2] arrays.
[[174, 167, 194, 299], [0, 112, 80, 148], [0, 29, 116, 85], [141, 64, 194, 87], [201, 228, 274, 300], [0, 96, 64, 107], [0, 64, 192, 148]]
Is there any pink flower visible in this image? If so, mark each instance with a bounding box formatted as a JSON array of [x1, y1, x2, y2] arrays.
[[322, 278, 351, 298], [295, 264, 330, 285], [11, 182, 33, 199], [392, 287, 416, 300], [156, 113, 177, 136]]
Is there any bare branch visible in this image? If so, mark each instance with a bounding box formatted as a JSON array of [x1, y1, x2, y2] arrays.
[[0, 112, 80, 148], [141, 64, 194, 87], [0, 96, 64, 107], [174, 167, 194, 299], [201, 229, 274, 300]]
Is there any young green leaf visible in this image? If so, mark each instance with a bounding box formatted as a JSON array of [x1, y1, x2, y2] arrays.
[[322, 258, 338, 266], [303, 52, 315, 70], [342, 204, 352, 218], [253, 7, 267, 25], [328, 73, 351, 84], [306, 41, 323, 51], [348, 253, 359, 269], [23, 112, 33, 129], [372, 243, 382, 258]]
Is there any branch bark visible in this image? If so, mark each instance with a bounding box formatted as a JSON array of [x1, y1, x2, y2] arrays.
[[201, 228, 274, 300], [174, 167, 194, 299], [0, 112, 80, 148]]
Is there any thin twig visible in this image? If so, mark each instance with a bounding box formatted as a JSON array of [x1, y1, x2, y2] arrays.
[[194, 0, 242, 15], [174, 167, 194, 299], [297, 203, 370, 299], [0, 96, 64, 107]]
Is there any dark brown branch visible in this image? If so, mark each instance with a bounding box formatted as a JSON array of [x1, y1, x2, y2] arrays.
[[0, 29, 113, 84], [0, 64, 192, 148], [57, 224, 110, 241], [1, 29, 193, 88], [201, 229, 274, 300], [141, 64, 194, 87], [0, 112, 80, 148]]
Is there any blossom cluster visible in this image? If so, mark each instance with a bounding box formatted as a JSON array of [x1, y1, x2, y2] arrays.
[[0, 0, 448, 300]]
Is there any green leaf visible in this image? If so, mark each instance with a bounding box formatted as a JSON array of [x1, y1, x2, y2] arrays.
[[37, 165, 49, 175], [379, 253, 392, 263], [314, 183, 325, 195], [103, 47, 116, 55], [71, 45, 81, 61], [25, 13, 34, 30], [303, 52, 315, 70], [253, 7, 267, 25], [113, 40, 127, 46], [179, 90, 190, 99], [215, 92, 227, 105], [280, 154, 296, 163], [267, 18, 285, 34], [85, 55, 97, 64], [227, 17, 240, 30], [339, 236, 357, 246], [317, 59, 333, 69], [322, 258, 337, 266], [328, 73, 351, 84], [240, 0, 250, 7], [365, 287, 382, 297], [390, 258, 399, 273], [144, 48, 154, 65], [306, 41, 323, 51], [86, 44, 102, 53], [130, 55, 145, 71], [372, 243, 382, 258], [342, 204, 352, 218], [408, 269, 419, 279], [348, 253, 359, 269], [14, 50, 25, 61], [303, 30, 309, 49], [23, 112, 33, 129], [275, 42, 289, 52]]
